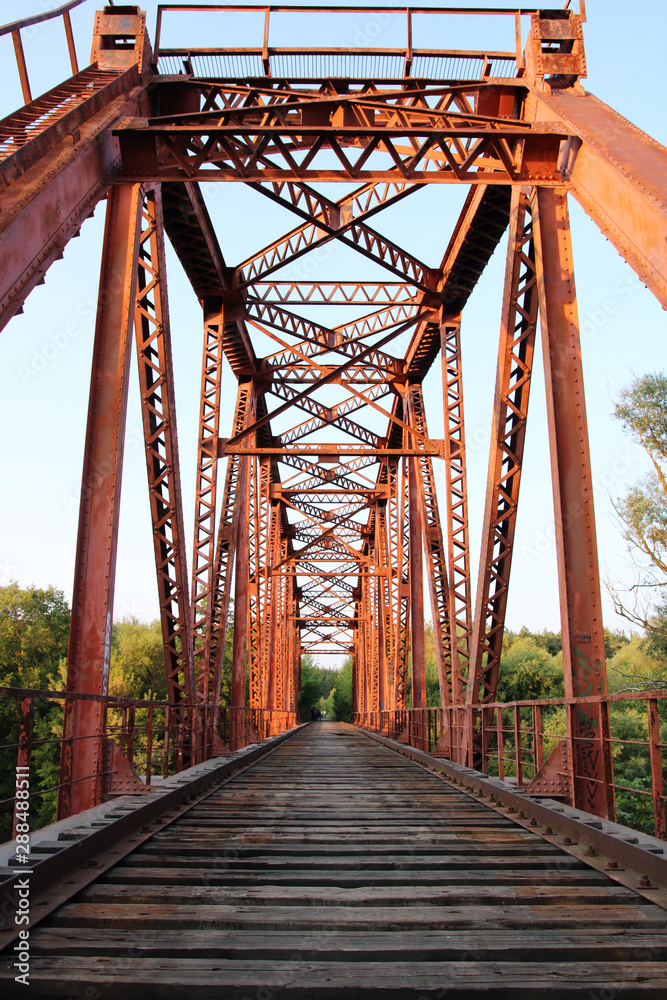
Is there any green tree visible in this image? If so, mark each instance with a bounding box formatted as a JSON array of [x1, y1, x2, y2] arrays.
[[424, 623, 443, 706], [298, 655, 338, 720], [496, 636, 564, 702], [0, 583, 71, 840], [0, 582, 70, 689], [611, 372, 667, 650], [108, 617, 167, 699], [331, 657, 353, 722]]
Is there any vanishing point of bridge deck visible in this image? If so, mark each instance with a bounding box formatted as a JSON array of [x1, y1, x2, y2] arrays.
[[3, 723, 667, 997]]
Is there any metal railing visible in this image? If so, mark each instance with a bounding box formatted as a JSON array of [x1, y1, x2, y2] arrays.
[[154, 3, 586, 81], [355, 688, 667, 841], [0, 685, 298, 840], [0, 0, 89, 104]]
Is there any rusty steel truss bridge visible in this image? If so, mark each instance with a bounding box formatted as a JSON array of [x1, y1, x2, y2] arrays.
[[1, 4, 667, 991]]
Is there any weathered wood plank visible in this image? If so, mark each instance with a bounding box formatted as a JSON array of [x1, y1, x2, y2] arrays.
[[30, 927, 667, 962], [2, 722, 666, 997], [47, 901, 667, 931], [2, 958, 667, 999]]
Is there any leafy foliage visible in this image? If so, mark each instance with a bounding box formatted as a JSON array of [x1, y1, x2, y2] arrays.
[[610, 371, 667, 646], [297, 655, 340, 720], [331, 658, 353, 722], [0, 583, 71, 841], [496, 636, 565, 702], [108, 618, 167, 700]]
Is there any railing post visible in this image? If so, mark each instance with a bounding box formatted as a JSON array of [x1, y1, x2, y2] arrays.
[[63, 11, 79, 74], [163, 706, 170, 779], [467, 707, 475, 769], [648, 698, 665, 840], [533, 704, 543, 774], [496, 707, 505, 781], [120, 707, 128, 758], [126, 705, 135, 766], [13, 697, 34, 840], [145, 705, 153, 788], [514, 706, 523, 785], [11, 29, 31, 104]]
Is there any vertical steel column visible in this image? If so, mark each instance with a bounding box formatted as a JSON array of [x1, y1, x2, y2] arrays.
[[375, 497, 391, 713], [274, 531, 289, 713], [468, 189, 539, 760], [191, 298, 225, 709], [367, 536, 380, 714], [231, 451, 250, 748], [440, 317, 472, 703], [533, 186, 613, 820], [248, 455, 273, 712], [209, 383, 254, 721], [385, 458, 400, 710], [58, 184, 142, 819], [407, 382, 451, 708], [388, 456, 410, 710], [265, 499, 281, 721], [406, 392, 426, 710], [133, 185, 195, 766]]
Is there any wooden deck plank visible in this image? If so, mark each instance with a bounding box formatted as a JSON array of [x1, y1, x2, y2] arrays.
[[2, 958, 667, 999], [1, 722, 666, 997]]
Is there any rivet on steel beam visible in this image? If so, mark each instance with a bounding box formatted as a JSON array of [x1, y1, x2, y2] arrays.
[[518, 810, 526, 819], [529, 818, 539, 827], [605, 860, 623, 871], [638, 874, 657, 889], [562, 837, 574, 846], [545, 826, 554, 835], [584, 844, 597, 857]]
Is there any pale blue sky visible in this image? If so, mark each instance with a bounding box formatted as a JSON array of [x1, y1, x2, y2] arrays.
[[0, 0, 665, 644]]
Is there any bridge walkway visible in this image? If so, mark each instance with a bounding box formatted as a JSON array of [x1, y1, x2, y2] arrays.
[[3, 722, 667, 997]]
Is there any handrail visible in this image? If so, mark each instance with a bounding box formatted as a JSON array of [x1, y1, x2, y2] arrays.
[[0, 0, 87, 38], [1, 0, 89, 105], [356, 689, 667, 840], [154, 2, 586, 75]]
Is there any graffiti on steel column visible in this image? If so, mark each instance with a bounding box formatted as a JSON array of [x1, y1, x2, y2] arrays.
[[576, 708, 601, 812], [573, 646, 607, 698], [573, 646, 607, 811]]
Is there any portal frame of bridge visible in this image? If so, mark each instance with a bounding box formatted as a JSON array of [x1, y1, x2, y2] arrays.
[[0, 2, 665, 827]]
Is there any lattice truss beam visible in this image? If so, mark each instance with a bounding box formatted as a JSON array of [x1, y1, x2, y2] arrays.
[[136, 68, 547, 727], [179, 129, 513, 720], [116, 79, 568, 185]]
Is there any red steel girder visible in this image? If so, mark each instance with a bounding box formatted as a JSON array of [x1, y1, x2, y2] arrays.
[[247, 281, 419, 307], [115, 83, 568, 185], [206, 381, 255, 749], [532, 88, 667, 309], [532, 186, 613, 820], [469, 188, 538, 717], [237, 179, 427, 288], [133, 184, 195, 758], [440, 317, 472, 702], [191, 298, 225, 709], [0, 81, 146, 334], [406, 383, 452, 708], [57, 183, 143, 819]]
